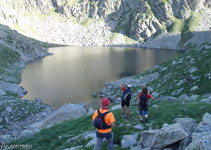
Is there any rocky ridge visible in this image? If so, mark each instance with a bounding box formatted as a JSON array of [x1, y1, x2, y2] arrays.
[[0, 0, 210, 49]]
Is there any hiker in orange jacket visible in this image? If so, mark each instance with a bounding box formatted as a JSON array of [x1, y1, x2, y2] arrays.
[[92, 98, 116, 150]]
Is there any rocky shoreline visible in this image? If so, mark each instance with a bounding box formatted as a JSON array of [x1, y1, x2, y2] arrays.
[[0, 25, 55, 138]]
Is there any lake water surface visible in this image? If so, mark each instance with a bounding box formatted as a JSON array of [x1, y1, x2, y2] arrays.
[[20, 46, 184, 109]]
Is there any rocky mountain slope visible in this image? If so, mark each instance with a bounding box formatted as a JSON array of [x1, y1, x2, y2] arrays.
[[102, 43, 211, 103], [0, 0, 210, 49], [0, 24, 53, 137]]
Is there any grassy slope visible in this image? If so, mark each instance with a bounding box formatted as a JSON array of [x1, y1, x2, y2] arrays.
[[132, 43, 211, 98], [12, 101, 211, 150], [0, 26, 57, 128], [0, 43, 21, 83], [12, 43, 211, 150], [0, 43, 49, 127]]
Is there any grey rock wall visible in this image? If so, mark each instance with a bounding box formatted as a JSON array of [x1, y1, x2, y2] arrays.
[[0, 0, 210, 49]]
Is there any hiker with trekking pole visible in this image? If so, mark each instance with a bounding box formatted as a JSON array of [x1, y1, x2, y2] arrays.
[[137, 87, 153, 123], [121, 84, 132, 119]]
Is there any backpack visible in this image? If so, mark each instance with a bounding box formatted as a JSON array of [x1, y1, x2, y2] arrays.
[[94, 110, 111, 129], [123, 89, 132, 101], [139, 94, 148, 106]]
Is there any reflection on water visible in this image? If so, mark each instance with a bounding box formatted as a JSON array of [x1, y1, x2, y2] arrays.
[[20, 46, 184, 109]]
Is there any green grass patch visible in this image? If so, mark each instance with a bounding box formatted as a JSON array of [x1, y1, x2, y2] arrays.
[[167, 17, 184, 33], [12, 99, 211, 150], [69, 15, 78, 24], [110, 33, 119, 42], [186, 11, 201, 32], [81, 17, 94, 27], [167, 11, 201, 35], [47, 8, 66, 22], [125, 35, 136, 44]]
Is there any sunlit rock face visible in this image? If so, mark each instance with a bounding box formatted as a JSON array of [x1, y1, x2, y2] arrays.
[[0, 0, 210, 48]]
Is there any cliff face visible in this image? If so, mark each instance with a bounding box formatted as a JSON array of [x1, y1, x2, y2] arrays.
[[0, 0, 210, 49]]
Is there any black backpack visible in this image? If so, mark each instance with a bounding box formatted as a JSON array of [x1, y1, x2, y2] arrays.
[[139, 94, 148, 106], [123, 89, 132, 101], [94, 110, 111, 129]]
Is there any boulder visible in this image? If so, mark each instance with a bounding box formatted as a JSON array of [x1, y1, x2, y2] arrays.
[[201, 113, 211, 125], [130, 145, 143, 150], [179, 94, 191, 101], [6, 107, 12, 113], [165, 96, 179, 101], [175, 118, 197, 149], [134, 125, 145, 130], [175, 118, 197, 135], [86, 137, 97, 148], [185, 132, 211, 150], [201, 98, 210, 103], [196, 113, 211, 132], [0, 89, 6, 96], [189, 95, 200, 100], [20, 130, 34, 138], [121, 133, 138, 148], [87, 107, 95, 115], [0, 117, 3, 123], [93, 93, 97, 97], [186, 113, 211, 150], [152, 105, 159, 108], [0, 134, 13, 144], [188, 67, 198, 73], [111, 104, 121, 110], [190, 86, 199, 92], [64, 145, 83, 150], [30, 103, 87, 132], [140, 123, 188, 149]]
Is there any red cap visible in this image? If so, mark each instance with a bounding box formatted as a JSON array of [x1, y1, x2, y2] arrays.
[[102, 97, 110, 107]]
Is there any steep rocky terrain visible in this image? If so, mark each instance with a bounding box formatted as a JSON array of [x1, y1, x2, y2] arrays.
[[0, 0, 210, 49], [0, 24, 53, 137]]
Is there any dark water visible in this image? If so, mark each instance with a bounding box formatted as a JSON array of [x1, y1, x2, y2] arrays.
[[20, 46, 184, 109]]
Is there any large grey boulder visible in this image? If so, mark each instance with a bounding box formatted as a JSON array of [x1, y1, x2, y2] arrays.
[[196, 113, 211, 132], [175, 118, 197, 149], [87, 106, 95, 115], [111, 104, 121, 110], [185, 132, 211, 150], [20, 130, 35, 138], [30, 103, 87, 132], [140, 123, 188, 149], [175, 118, 197, 135], [121, 133, 138, 148], [0, 134, 13, 144], [86, 138, 97, 148], [185, 113, 211, 150]]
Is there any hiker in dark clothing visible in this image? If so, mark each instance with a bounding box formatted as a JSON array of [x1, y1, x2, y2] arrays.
[[137, 87, 152, 123], [121, 84, 132, 119]]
